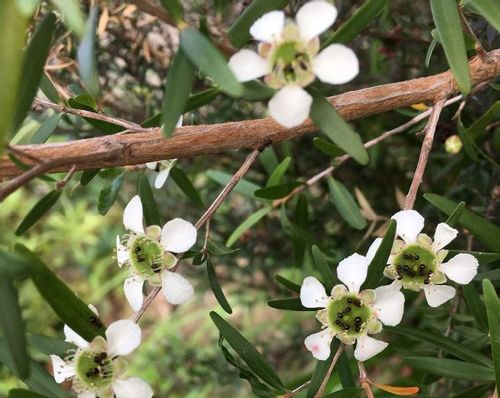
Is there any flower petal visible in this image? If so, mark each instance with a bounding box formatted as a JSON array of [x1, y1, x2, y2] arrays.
[[162, 270, 194, 305], [145, 162, 157, 170], [228, 49, 269, 82], [249, 10, 284, 43], [304, 329, 334, 360], [64, 325, 89, 349], [78, 392, 96, 398], [105, 319, 141, 357], [423, 284, 456, 307], [112, 377, 154, 398], [373, 285, 405, 326], [116, 236, 129, 267], [365, 238, 382, 264], [391, 210, 425, 244], [439, 253, 478, 284], [124, 276, 145, 312], [123, 195, 145, 234], [313, 44, 359, 85], [160, 218, 197, 253], [154, 168, 171, 189], [296, 1, 337, 41], [50, 355, 75, 383], [268, 85, 312, 128], [432, 223, 458, 251], [354, 335, 388, 361], [337, 253, 369, 293], [300, 276, 329, 308]]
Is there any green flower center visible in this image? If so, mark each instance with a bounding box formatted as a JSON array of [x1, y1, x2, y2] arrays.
[[129, 235, 164, 278], [327, 295, 372, 335], [393, 244, 437, 287], [271, 41, 313, 86], [75, 349, 113, 389]]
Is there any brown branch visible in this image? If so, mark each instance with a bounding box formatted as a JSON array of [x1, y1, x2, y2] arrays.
[[404, 97, 447, 209], [358, 362, 375, 398], [314, 344, 345, 398], [1, 50, 499, 180]]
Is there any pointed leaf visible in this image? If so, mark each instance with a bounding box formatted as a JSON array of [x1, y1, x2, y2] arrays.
[[9, 389, 51, 398], [254, 182, 301, 200], [483, 279, 500, 387], [462, 284, 489, 332], [170, 166, 204, 207], [27, 334, 73, 357], [323, 388, 363, 398], [468, 0, 500, 32], [207, 169, 261, 198], [52, 0, 84, 36], [259, 148, 279, 175], [274, 274, 301, 293], [445, 201, 465, 227], [30, 114, 61, 144], [313, 137, 344, 158], [97, 172, 125, 215], [15, 190, 62, 235], [206, 259, 232, 314], [364, 220, 396, 288], [159, 0, 184, 25], [77, 7, 99, 96], [327, 177, 367, 230], [207, 241, 239, 256], [266, 157, 291, 187], [0, 250, 32, 279], [404, 357, 495, 381], [138, 175, 161, 226], [267, 297, 318, 311], [312, 245, 337, 291], [226, 207, 272, 247], [80, 169, 100, 186]]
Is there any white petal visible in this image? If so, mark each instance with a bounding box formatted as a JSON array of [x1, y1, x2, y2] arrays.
[[365, 238, 382, 264], [423, 284, 456, 307], [88, 304, 99, 315], [439, 253, 478, 284], [432, 223, 458, 251], [354, 335, 388, 361], [64, 325, 89, 349], [337, 253, 369, 293], [160, 218, 197, 253], [78, 393, 96, 398], [162, 270, 194, 305], [249, 10, 284, 43], [228, 49, 269, 82], [296, 1, 337, 41], [268, 86, 312, 128], [124, 276, 145, 311], [116, 236, 129, 267], [176, 116, 183, 127], [145, 162, 158, 170], [112, 377, 154, 398], [313, 44, 359, 85], [154, 168, 171, 189], [373, 286, 405, 326], [391, 210, 425, 244], [300, 276, 329, 308], [123, 195, 145, 234], [105, 319, 141, 357], [50, 355, 75, 383], [304, 329, 334, 360]]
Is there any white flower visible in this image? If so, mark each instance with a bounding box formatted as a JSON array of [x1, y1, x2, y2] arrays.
[[228, 1, 358, 128], [300, 241, 405, 362], [117, 195, 197, 311], [384, 210, 479, 308], [50, 317, 153, 398]]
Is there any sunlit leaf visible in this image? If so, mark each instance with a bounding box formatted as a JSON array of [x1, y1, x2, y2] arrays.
[[327, 177, 367, 230]]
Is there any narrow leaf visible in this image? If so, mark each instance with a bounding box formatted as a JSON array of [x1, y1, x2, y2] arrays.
[[307, 340, 340, 398], [159, 0, 184, 25], [364, 220, 396, 288], [77, 7, 99, 96], [313, 137, 344, 158], [445, 201, 465, 227], [327, 177, 367, 230], [39, 72, 60, 104], [0, 250, 32, 279], [80, 169, 100, 186], [226, 207, 271, 247], [469, 0, 500, 32], [207, 241, 239, 256], [449, 250, 500, 264], [266, 157, 291, 187], [274, 274, 301, 293], [138, 175, 161, 226], [323, 388, 363, 398], [312, 245, 336, 291], [170, 166, 204, 207], [404, 357, 495, 381], [483, 279, 500, 387], [206, 169, 261, 198], [259, 147, 279, 175], [97, 172, 125, 215], [254, 182, 301, 200], [52, 0, 84, 36], [206, 259, 232, 314], [463, 284, 489, 332], [9, 389, 50, 398], [15, 190, 62, 235], [267, 297, 317, 311], [30, 114, 61, 144], [28, 334, 73, 357]]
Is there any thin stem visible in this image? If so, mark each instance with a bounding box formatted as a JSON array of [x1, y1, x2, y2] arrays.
[[358, 362, 375, 398], [56, 165, 77, 190], [314, 344, 345, 398], [459, 6, 486, 58], [282, 381, 311, 398], [404, 97, 447, 210]]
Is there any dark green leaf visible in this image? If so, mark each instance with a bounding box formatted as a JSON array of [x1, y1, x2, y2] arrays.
[[207, 169, 261, 198], [424, 194, 500, 253], [337, 351, 356, 388], [476, 269, 500, 281], [227, 207, 272, 247], [467, 101, 500, 142], [162, 49, 195, 137], [310, 94, 368, 165], [364, 220, 396, 288], [80, 169, 100, 186], [404, 357, 495, 381], [449, 250, 500, 264], [207, 259, 232, 314], [483, 279, 500, 386], [14, 12, 56, 130], [180, 28, 243, 97], [170, 166, 204, 207], [15, 190, 62, 235], [138, 175, 161, 226], [210, 312, 285, 390], [469, 0, 500, 32], [254, 182, 302, 200], [241, 80, 276, 101], [97, 172, 125, 215], [307, 340, 340, 398], [445, 201, 466, 227], [266, 157, 291, 187], [0, 250, 32, 279], [159, 0, 184, 25], [27, 334, 73, 357], [327, 177, 367, 230], [16, 245, 106, 341], [457, 119, 480, 161], [39, 72, 60, 104], [9, 389, 51, 398], [0, 280, 29, 378], [267, 297, 317, 311], [430, 0, 470, 94], [30, 114, 61, 144], [451, 384, 493, 398], [207, 241, 239, 256], [77, 7, 99, 96], [259, 147, 279, 175], [312, 245, 336, 291], [67, 95, 123, 134], [227, 0, 288, 48], [323, 388, 364, 398], [185, 87, 220, 112], [313, 137, 344, 158], [274, 274, 301, 293], [463, 284, 489, 332]]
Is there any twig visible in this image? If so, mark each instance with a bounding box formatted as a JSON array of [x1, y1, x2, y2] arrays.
[[358, 362, 375, 398], [404, 97, 447, 210], [459, 6, 486, 59], [56, 165, 77, 190], [314, 344, 345, 398], [132, 149, 262, 323], [281, 381, 311, 398]]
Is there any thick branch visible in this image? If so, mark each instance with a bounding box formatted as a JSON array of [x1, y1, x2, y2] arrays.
[[1, 50, 499, 179]]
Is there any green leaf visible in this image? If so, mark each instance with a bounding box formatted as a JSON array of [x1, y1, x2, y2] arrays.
[[323, 388, 364, 398], [451, 384, 493, 398], [324, 0, 388, 46], [207, 240, 239, 256], [210, 312, 285, 391], [138, 175, 161, 226], [307, 339, 340, 398], [424, 194, 500, 253], [16, 245, 106, 342], [445, 201, 466, 227], [430, 0, 471, 94], [425, 37, 439, 68], [80, 169, 100, 186], [97, 172, 125, 215], [9, 389, 50, 398], [337, 351, 356, 388], [227, 206, 272, 247], [206, 259, 232, 314], [259, 147, 279, 175], [310, 94, 368, 165], [207, 169, 261, 198], [241, 80, 276, 101], [274, 274, 301, 293], [77, 7, 99, 96], [162, 49, 195, 137], [184, 87, 220, 112], [469, 0, 500, 32], [266, 157, 291, 187], [39, 72, 60, 104], [364, 220, 396, 289], [483, 279, 500, 387], [267, 297, 317, 311], [227, 0, 288, 48], [313, 137, 344, 158], [462, 284, 489, 332], [0, 250, 32, 279], [170, 166, 204, 207], [404, 357, 495, 381], [254, 182, 302, 200], [51, 0, 84, 36], [159, 0, 184, 25], [312, 245, 336, 291], [14, 12, 56, 130], [180, 28, 243, 97], [467, 101, 500, 142], [0, 280, 29, 378], [387, 326, 492, 367], [30, 114, 61, 144], [27, 334, 73, 357], [327, 177, 367, 230], [449, 250, 500, 264], [67, 95, 123, 134], [15, 190, 62, 235]]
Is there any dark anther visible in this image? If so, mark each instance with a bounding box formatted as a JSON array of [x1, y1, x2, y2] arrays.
[[414, 254, 419, 260], [93, 352, 107, 365], [428, 271, 433, 276], [347, 298, 353, 304], [337, 312, 343, 319], [419, 264, 425, 270], [403, 253, 411, 260], [403, 265, 409, 271], [85, 368, 99, 378], [136, 253, 146, 262], [423, 279, 429, 284], [151, 260, 162, 273], [396, 265, 402, 271], [344, 325, 350, 331], [344, 306, 351, 313], [134, 246, 142, 253], [335, 319, 341, 325], [355, 326, 361, 332], [354, 316, 362, 323], [397, 273, 403, 280], [353, 300, 361, 307], [419, 270, 425, 276]]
